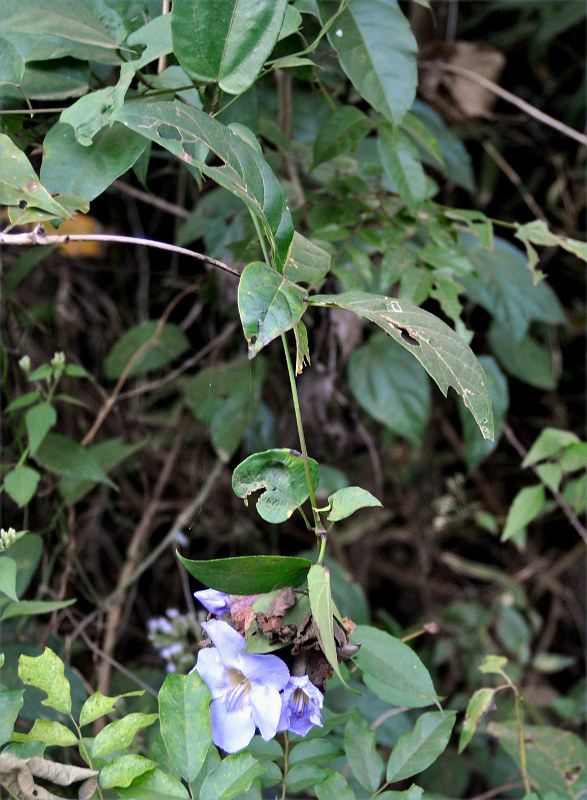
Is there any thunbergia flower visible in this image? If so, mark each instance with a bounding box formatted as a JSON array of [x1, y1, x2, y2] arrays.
[[194, 588, 232, 616], [193, 619, 290, 753], [277, 675, 324, 737]]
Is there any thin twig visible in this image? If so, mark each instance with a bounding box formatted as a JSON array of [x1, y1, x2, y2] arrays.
[[420, 60, 587, 146], [503, 423, 587, 545], [112, 180, 189, 220], [0, 227, 239, 275]]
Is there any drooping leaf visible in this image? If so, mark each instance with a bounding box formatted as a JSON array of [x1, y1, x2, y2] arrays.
[[459, 356, 508, 473], [34, 433, 117, 488], [1, 598, 76, 622], [326, 487, 382, 522], [18, 647, 71, 715], [114, 100, 293, 268], [385, 711, 456, 782], [312, 106, 373, 169], [199, 751, 265, 800], [458, 687, 498, 753], [344, 712, 383, 791], [238, 262, 308, 357], [158, 671, 211, 783], [311, 291, 493, 439], [104, 321, 190, 379], [348, 332, 431, 443], [318, 0, 417, 128], [351, 625, 438, 708], [308, 564, 354, 690], [172, 0, 287, 95], [232, 448, 319, 523], [177, 554, 312, 595]]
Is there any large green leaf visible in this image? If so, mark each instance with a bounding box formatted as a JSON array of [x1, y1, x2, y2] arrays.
[[92, 713, 159, 759], [0, 0, 126, 64], [318, 0, 417, 128], [488, 722, 586, 799], [348, 332, 431, 442], [238, 262, 308, 357], [351, 625, 438, 708], [344, 712, 383, 791], [182, 355, 266, 462], [99, 755, 157, 790], [172, 0, 287, 95], [311, 291, 493, 440], [385, 711, 456, 782], [177, 554, 312, 595], [488, 323, 557, 390], [232, 448, 319, 523], [114, 100, 293, 268], [104, 320, 190, 379], [159, 671, 211, 783], [41, 122, 147, 202]]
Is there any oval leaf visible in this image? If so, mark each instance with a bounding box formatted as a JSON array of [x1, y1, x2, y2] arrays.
[[100, 755, 157, 790], [3, 465, 40, 507], [351, 625, 438, 708], [386, 710, 456, 782], [312, 106, 373, 169], [92, 713, 159, 759], [199, 751, 264, 800], [232, 448, 319, 523], [34, 433, 116, 488], [177, 554, 312, 595], [79, 690, 145, 728], [344, 712, 383, 791], [310, 291, 494, 440], [11, 719, 77, 747], [25, 402, 56, 456], [159, 671, 211, 783], [238, 262, 308, 357], [327, 486, 382, 522], [104, 320, 190, 379]]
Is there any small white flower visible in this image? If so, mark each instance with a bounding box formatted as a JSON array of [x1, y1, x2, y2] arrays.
[[51, 351, 66, 368], [18, 355, 31, 373]]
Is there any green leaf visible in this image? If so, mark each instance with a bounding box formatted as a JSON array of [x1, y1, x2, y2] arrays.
[[116, 768, 189, 800], [286, 764, 328, 793], [312, 106, 373, 169], [344, 712, 383, 791], [488, 722, 586, 799], [182, 355, 266, 462], [478, 654, 508, 675], [315, 771, 356, 800], [514, 219, 587, 272], [126, 13, 173, 72], [114, 100, 293, 268], [3, 246, 54, 296], [311, 291, 493, 440], [92, 712, 159, 759], [288, 739, 343, 768], [294, 321, 310, 375], [238, 262, 308, 357], [0, 557, 18, 601], [522, 428, 580, 467], [41, 122, 147, 203], [401, 111, 444, 169], [25, 403, 56, 456], [444, 208, 493, 250], [18, 647, 71, 714], [351, 625, 438, 708], [459, 356, 509, 473], [60, 67, 134, 146], [488, 323, 557, 390], [172, 0, 287, 95], [59, 437, 147, 505], [0, 133, 73, 218], [460, 235, 565, 342], [326, 487, 382, 522], [458, 687, 498, 753], [159, 671, 211, 783], [34, 433, 116, 488], [308, 564, 354, 690], [0, 689, 24, 747], [104, 320, 190, 379], [284, 232, 332, 284], [11, 719, 77, 747], [378, 127, 428, 211], [3, 465, 40, 507], [319, 0, 417, 128], [78, 691, 143, 729], [501, 485, 546, 542], [386, 710, 456, 782], [232, 448, 319, 523], [100, 755, 157, 789], [177, 554, 312, 595], [0, 36, 24, 83], [0, 0, 125, 64], [348, 332, 431, 443], [375, 786, 423, 800], [199, 751, 264, 800], [1, 598, 76, 622], [412, 100, 474, 192]]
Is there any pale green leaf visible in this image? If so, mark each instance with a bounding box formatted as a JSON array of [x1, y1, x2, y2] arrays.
[[18, 647, 71, 714], [92, 712, 159, 759], [159, 671, 211, 783], [502, 485, 546, 542], [199, 751, 264, 800]]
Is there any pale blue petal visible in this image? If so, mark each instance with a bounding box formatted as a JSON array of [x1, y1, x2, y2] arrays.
[[209, 698, 255, 753], [202, 619, 245, 666], [239, 651, 290, 691], [194, 589, 231, 615], [277, 676, 323, 737], [194, 647, 230, 699], [248, 684, 283, 741]]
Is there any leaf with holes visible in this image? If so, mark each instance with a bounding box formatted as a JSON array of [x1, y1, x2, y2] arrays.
[[238, 262, 308, 357], [310, 291, 493, 440]]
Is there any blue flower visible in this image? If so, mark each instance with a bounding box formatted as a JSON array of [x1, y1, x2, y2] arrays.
[[278, 675, 324, 737], [194, 588, 232, 616], [194, 619, 290, 753]]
